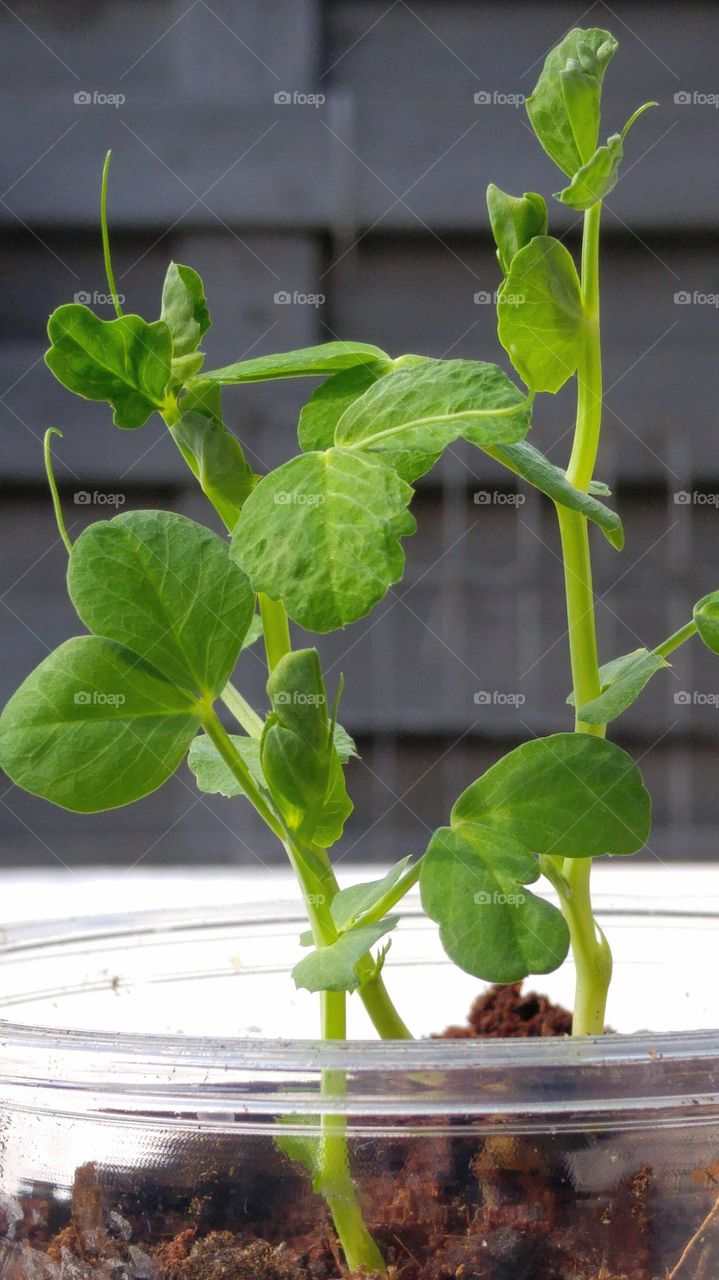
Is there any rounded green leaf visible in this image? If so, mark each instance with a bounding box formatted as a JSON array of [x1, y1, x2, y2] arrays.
[[45, 305, 172, 429], [526, 28, 618, 176], [68, 510, 255, 697], [298, 362, 394, 453], [335, 358, 532, 478], [486, 185, 548, 275], [497, 236, 584, 394], [452, 733, 651, 858], [188, 732, 264, 797], [201, 341, 389, 385], [420, 823, 570, 983], [232, 448, 416, 632], [694, 591, 719, 654], [0, 637, 199, 812]]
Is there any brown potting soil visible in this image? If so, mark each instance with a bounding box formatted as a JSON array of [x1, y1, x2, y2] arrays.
[[1, 985, 716, 1280]]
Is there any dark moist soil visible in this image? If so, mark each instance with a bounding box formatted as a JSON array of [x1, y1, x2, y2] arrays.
[[1, 984, 716, 1280]]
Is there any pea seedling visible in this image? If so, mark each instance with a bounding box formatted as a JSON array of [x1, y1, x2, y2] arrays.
[[1, 27, 717, 1275]]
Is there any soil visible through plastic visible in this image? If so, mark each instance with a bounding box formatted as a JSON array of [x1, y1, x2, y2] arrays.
[[1, 983, 717, 1280]]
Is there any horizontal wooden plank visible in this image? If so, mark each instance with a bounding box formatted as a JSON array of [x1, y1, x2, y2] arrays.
[[0, 1, 319, 100], [326, 0, 719, 232], [1, 3, 717, 232]]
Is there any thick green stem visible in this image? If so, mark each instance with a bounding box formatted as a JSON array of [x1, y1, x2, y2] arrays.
[[318, 993, 387, 1275], [555, 201, 611, 1037], [259, 593, 292, 672], [358, 973, 412, 1039]]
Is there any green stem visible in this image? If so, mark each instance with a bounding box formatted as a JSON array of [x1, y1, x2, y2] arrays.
[[43, 429, 72, 554], [259, 593, 292, 672], [559, 858, 612, 1035], [555, 201, 611, 1037], [100, 151, 124, 319], [199, 704, 286, 841], [654, 619, 697, 659], [221, 681, 265, 737], [358, 972, 412, 1039], [318, 992, 387, 1275]]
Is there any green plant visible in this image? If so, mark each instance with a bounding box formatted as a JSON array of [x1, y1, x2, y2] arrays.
[[1, 28, 717, 1275]]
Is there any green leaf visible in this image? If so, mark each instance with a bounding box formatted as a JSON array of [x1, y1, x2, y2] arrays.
[[331, 857, 413, 933], [555, 134, 623, 210], [485, 440, 623, 548], [335, 358, 532, 483], [161, 262, 211, 359], [694, 591, 719, 654], [292, 917, 398, 993], [497, 237, 584, 394], [68, 510, 255, 697], [486, 185, 548, 275], [200, 341, 389, 385], [241, 614, 264, 652], [0, 636, 199, 812], [298, 362, 394, 453], [589, 479, 612, 496], [261, 650, 353, 847], [420, 823, 570, 983], [527, 28, 618, 176], [452, 732, 651, 858], [171, 411, 256, 529], [45, 305, 172, 429], [232, 449, 415, 632], [332, 722, 358, 762], [573, 649, 669, 725], [180, 379, 223, 423], [188, 732, 264, 797]]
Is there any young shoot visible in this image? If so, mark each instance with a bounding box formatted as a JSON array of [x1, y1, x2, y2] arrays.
[[0, 28, 713, 1277]]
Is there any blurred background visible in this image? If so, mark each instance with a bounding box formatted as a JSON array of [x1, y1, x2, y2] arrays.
[[0, 1, 718, 872]]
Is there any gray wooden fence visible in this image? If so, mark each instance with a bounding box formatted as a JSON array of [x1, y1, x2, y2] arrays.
[[1, 0, 718, 869]]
